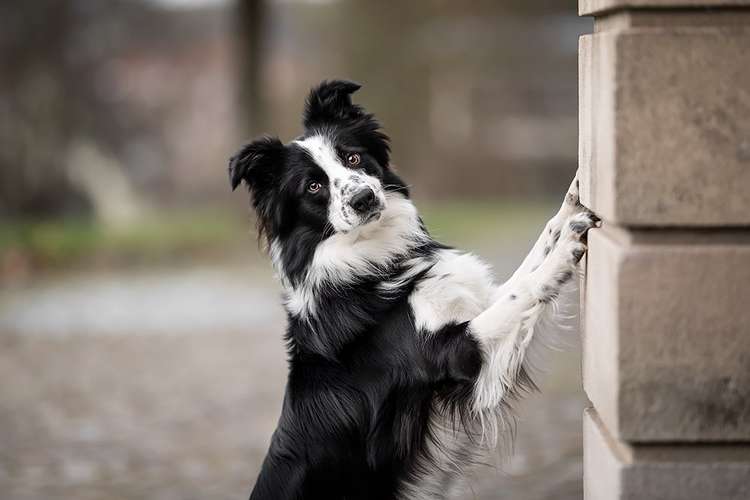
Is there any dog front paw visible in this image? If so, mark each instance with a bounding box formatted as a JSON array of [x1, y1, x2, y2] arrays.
[[532, 210, 599, 302], [565, 210, 600, 252], [557, 211, 599, 263], [541, 173, 595, 258]]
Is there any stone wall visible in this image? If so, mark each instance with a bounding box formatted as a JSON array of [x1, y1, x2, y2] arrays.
[[577, 1, 750, 498]]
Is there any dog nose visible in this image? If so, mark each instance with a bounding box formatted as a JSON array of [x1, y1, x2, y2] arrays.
[[349, 187, 376, 214]]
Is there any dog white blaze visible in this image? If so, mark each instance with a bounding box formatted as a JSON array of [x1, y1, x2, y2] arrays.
[[295, 134, 387, 233]]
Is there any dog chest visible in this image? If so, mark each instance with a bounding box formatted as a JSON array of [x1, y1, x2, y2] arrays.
[[408, 249, 496, 333]]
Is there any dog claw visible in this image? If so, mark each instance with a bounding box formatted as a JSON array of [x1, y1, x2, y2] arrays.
[[571, 246, 586, 263]]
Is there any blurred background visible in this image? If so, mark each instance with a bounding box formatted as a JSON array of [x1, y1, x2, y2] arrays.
[[0, 1, 591, 499]]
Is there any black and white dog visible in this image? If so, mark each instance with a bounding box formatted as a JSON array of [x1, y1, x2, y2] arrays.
[[229, 80, 597, 500]]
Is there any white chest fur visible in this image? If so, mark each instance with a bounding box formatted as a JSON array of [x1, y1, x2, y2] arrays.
[[409, 249, 496, 333]]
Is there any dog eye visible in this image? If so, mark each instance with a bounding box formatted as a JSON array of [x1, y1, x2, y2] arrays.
[[307, 181, 322, 194], [346, 153, 361, 167]]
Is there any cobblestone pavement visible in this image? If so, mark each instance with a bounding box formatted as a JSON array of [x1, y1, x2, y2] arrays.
[[0, 260, 584, 500]]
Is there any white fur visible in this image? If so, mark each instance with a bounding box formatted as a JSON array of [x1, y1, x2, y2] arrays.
[[273, 192, 429, 319], [408, 249, 495, 333], [408, 175, 584, 338], [295, 134, 387, 233], [469, 213, 589, 443], [397, 420, 478, 500], [407, 171, 589, 452], [401, 173, 591, 497], [505, 174, 582, 284]]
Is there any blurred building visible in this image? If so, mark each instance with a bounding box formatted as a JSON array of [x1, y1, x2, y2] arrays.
[[0, 0, 589, 220], [257, 0, 590, 199], [0, 0, 236, 218]]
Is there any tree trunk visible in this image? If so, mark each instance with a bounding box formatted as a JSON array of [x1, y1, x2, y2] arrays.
[[235, 0, 267, 138]]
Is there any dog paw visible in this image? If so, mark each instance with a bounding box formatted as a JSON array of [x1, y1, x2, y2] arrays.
[[566, 210, 599, 243], [559, 211, 599, 261], [532, 214, 595, 302], [559, 210, 600, 265], [533, 237, 584, 302], [540, 171, 587, 253]]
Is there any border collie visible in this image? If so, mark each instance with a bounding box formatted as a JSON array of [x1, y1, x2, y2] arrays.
[[229, 80, 597, 500]]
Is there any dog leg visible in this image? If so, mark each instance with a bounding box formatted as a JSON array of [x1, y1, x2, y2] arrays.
[[500, 171, 585, 296], [470, 210, 597, 419]]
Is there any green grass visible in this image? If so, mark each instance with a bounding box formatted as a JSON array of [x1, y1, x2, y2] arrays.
[[0, 208, 250, 269], [419, 199, 556, 246], [0, 200, 557, 271]]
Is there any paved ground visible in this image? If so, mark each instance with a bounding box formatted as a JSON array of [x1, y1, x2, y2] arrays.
[[0, 254, 585, 500]]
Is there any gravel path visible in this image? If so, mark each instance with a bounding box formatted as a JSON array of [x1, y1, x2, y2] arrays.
[[0, 260, 584, 500]]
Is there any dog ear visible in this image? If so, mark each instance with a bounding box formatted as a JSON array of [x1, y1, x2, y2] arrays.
[[228, 136, 284, 191], [303, 79, 363, 130]]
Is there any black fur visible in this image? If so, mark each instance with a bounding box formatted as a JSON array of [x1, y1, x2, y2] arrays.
[[230, 81, 483, 500]]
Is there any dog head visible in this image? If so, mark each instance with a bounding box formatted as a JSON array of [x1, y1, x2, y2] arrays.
[[229, 80, 408, 243]]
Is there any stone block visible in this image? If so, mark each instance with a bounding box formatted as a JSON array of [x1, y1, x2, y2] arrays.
[[582, 225, 750, 441], [578, 28, 750, 226], [594, 9, 750, 31], [580, 0, 750, 16], [584, 408, 750, 500]]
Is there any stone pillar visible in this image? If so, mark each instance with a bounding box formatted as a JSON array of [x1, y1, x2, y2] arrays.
[[578, 1, 750, 498]]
